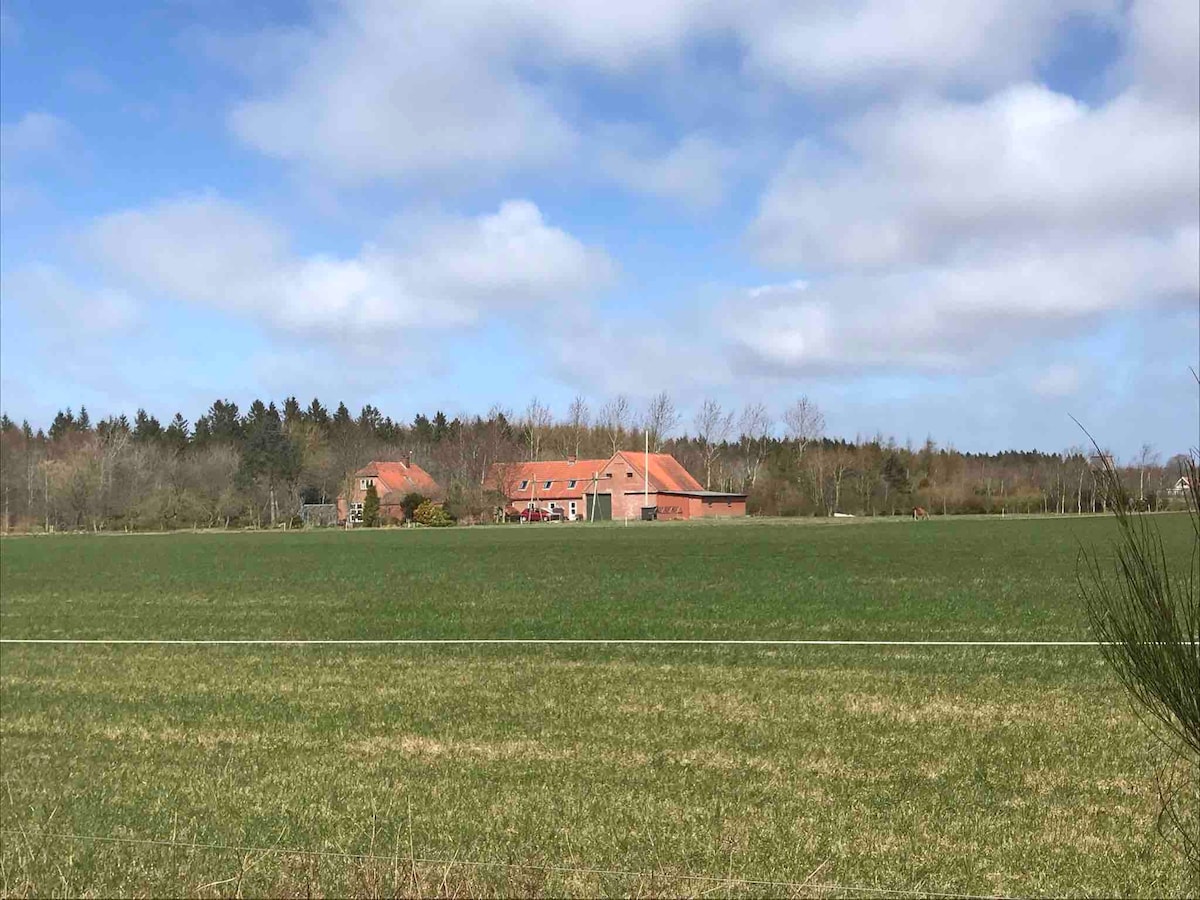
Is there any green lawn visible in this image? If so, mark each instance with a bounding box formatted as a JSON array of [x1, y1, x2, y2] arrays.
[[1, 515, 1196, 897]]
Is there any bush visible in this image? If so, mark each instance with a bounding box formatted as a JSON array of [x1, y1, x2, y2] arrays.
[[414, 500, 452, 527], [1080, 449, 1199, 871], [400, 492, 429, 521]]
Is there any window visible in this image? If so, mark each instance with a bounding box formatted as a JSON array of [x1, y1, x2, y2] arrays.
[[548, 502, 557, 510], [627, 472, 633, 478], [544, 480, 552, 489], [519, 480, 529, 490], [569, 501, 577, 518], [567, 479, 577, 489], [606, 472, 613, 478], [350, 502, 364, 523], [360, 477, 374, 490]]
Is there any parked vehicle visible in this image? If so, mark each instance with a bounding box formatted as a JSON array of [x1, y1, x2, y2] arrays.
[[519, 507, 564, 522]]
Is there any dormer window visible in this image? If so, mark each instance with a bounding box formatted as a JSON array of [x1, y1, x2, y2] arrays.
[[519, 479, 529, 490]]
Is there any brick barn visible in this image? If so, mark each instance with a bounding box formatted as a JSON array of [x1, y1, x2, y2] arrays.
[[338, 459, 442, 525], [485, 451, 746, 521]]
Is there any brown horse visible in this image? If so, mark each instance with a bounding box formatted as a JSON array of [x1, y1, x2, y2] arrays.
[[912, 506, 930, 520]]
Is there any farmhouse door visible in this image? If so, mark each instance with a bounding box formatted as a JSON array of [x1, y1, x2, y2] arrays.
[[586, 493, 612, 521]]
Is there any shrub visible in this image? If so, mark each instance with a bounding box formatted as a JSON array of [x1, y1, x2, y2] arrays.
[[1080, 447, 1199, 872], [400, 492, 429, 521], [414, 500, 452, 527]]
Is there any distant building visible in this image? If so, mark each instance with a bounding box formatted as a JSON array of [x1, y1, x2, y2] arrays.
[[299, 503, 338, 527], [338, 459, 442, 525], [484, 451, 747, 521], [1165, 476, 1193, 498]]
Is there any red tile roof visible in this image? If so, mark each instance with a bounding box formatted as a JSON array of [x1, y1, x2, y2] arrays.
[[485, 452, 704, 500], [355, 460, 442, 498], [483, 458, 608, 498], [616, 451, 704, 492]]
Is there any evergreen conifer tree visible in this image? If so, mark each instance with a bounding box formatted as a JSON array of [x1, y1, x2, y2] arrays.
[[362, 482, 380, 527]]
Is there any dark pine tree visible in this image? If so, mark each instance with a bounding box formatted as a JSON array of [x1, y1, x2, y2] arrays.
[[305, 398, 330, 429], [362, 482, 381, 527], [332, 402, 353, 431], [432, 411, 449, 442], [283, 396, 303, 426], [164, 413, 190, 454], [205, 400, 243, 444], [133, 409, 163, 443]]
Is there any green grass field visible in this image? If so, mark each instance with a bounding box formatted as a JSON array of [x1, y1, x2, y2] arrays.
[[2, 515, 1197, 897]]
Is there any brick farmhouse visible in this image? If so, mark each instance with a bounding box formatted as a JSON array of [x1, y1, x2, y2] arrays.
[[485, 451, 746, 521], [337, 460, 442, 525]]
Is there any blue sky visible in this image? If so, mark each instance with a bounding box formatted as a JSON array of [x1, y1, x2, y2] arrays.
[[1, 0, 1197, 459]]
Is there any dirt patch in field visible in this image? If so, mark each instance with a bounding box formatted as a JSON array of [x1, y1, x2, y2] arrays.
[[345, 734, 574, 763], [838, 693, 1084, 727]]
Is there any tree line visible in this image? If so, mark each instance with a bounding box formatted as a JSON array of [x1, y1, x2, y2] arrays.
[[0, 393, 1191, 531]]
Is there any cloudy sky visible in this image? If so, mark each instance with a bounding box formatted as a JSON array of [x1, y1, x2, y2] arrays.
[[1, 0, 1197, 457]]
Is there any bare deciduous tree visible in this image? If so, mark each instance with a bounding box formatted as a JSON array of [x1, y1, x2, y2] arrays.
[[523, 397, 553, 461], [599, 395, 631, 456], [783, 396, 825, 458], [643, 392, 679, 453], [738, 402, 772, 490], [564, 396, 589, 459], [694, 399, 734, 490]]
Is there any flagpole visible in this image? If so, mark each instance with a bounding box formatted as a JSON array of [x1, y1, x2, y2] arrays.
[[644, 431, 649, 511]]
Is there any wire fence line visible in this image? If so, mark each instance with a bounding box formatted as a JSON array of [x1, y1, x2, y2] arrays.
[[0, 829, 1011, 899], [0, 638, 1106, 646]]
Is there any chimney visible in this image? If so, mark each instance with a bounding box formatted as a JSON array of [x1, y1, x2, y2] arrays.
[[406, 450, 412, 467], [567, 455, 577, 465]]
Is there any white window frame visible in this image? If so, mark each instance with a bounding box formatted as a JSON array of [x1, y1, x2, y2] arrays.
[[349, 502, 364, 523], [543, 480, 552, 489], [568, 479, 577, 489], [519, 479, 529, 490]]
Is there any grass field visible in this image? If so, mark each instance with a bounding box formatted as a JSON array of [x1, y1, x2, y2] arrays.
[[2, 515, 1197, 897]]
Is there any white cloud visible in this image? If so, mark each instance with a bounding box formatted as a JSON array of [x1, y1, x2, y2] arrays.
[[752, 84, 1199, 270], [2, 264, 140, 336], [1032, 363, 1085, 397], [1125, 0, 1200, 112], [84, 195, 613, 344], [737, 3, 1199, 379], [740, 0, 1118, 93], [0, 112, 72, 163], [228, 2, 575, 183], [223, 0, 1123, 187], [598, 133, 738, 208], [730, 230, 1198, 373]]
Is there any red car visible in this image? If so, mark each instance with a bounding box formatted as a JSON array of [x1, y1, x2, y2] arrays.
[[519, 508, 563, 522]]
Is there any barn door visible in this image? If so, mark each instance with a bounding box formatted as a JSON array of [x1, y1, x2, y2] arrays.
[[586, 493, 612, 521]]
